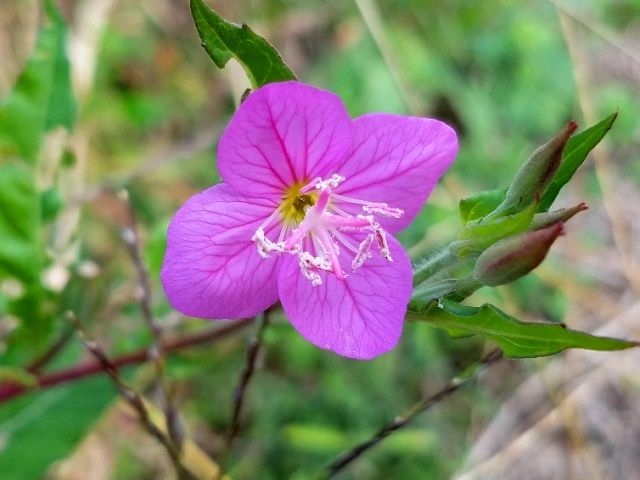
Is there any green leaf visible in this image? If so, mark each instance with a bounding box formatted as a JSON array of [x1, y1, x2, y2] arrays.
[[283, 424, 350, 453], [190, 0, 296, 88], [0, 164, 49, 351], [459, 189, 506, 223], [0, 0, 75, 163], [408, 299, 637, 358], [0, 163, 41, 282], [539, 113, 617, 211], [451, 202, 536, 257], [0, 377, 115, 478]]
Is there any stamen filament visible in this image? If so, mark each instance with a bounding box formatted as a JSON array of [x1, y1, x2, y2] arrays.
[[331, 193, 404, 218], [252, 174, 402, 286], [325, 214, 372, 229], [257, 203, 285, 232], [317, 228, 344, 279], [330, 229, 360, 255], [277, 224, 290, 243], [352, 234, 374, 271]]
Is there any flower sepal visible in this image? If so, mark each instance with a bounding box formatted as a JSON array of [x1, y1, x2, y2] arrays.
[[450, 201, 537, 258]]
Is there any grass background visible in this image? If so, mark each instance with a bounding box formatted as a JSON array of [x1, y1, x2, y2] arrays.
[[0, 0, 639, 478]]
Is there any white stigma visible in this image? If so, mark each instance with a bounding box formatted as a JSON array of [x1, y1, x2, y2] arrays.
[[252, 174, 403, 286]]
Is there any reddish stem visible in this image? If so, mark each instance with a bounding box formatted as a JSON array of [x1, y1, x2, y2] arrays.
[[0, 319, 253, 404]]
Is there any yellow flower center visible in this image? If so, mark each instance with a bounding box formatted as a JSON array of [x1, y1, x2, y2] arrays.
[[281, 181, 318, 226], [252, 174, 404, 286]]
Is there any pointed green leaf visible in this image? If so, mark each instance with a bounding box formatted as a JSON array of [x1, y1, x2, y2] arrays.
[[0, 0, 75, 163], [0, 377, 114, 478], [190, 0, 296, 88], [408, 299, 637, 358], [458, 189, 506, 224], [539, 113, 617, 211], [0, 163, 41, 282]]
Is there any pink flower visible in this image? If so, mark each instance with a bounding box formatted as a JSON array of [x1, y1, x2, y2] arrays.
[[161, 82, 458, 359]]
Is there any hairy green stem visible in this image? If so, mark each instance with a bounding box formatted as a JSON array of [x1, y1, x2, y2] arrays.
[[412, 247, 458, 286]]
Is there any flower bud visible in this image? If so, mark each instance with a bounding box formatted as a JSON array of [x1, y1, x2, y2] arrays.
[[529, 202, 587, 230], [492, 121, 577, 217], [474, 222, 564, 286]]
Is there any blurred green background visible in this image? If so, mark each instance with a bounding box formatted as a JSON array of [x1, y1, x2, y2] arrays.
[[0, 0, 639, 478]]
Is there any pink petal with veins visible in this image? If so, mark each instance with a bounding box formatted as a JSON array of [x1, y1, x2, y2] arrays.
[[161, 184, 280, 319], [277, 234, 412, 359], [335, 114, 458, 233], [217, 81, 353, 197]]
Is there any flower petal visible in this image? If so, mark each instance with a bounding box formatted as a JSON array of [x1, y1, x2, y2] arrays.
[[161, 183, 280, 319], [277, 235, 412, 359], [335, 114, 458, 233], [218, 81, 353, 196]]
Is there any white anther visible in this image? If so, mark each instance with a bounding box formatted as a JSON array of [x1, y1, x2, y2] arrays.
[[352, 234, 374, 271], [361, 204, 404, 218], [298, 251, 333, 286], [252, 228, 286, 258], [253, 173, 400, 285], [372, 223, 393, 262], [314, 173, 345, 192], [334, 214, 373, 232]]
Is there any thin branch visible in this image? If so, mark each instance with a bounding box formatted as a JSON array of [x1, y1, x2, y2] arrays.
[[119, 189, 182, 449], [120, 190, 158, 340], [67, 312, 196, 480], [226, 311, 270, 449], [26, 326, 75, 373], [0, 319, 253, 404], [325, 349, 504, 477]]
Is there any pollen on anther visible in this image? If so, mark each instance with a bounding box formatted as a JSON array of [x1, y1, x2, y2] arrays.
[[372, 223, 393, 261], [362, 205, 404, 218], [352, 234, 374, 271], [252, 228, 286, 258], [251, 173, 400, 286]]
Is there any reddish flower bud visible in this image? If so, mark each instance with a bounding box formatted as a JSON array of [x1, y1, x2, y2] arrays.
[[474, 223, 564, 286], [492, 121, 577, 217], [529, 202, 587, 230]]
